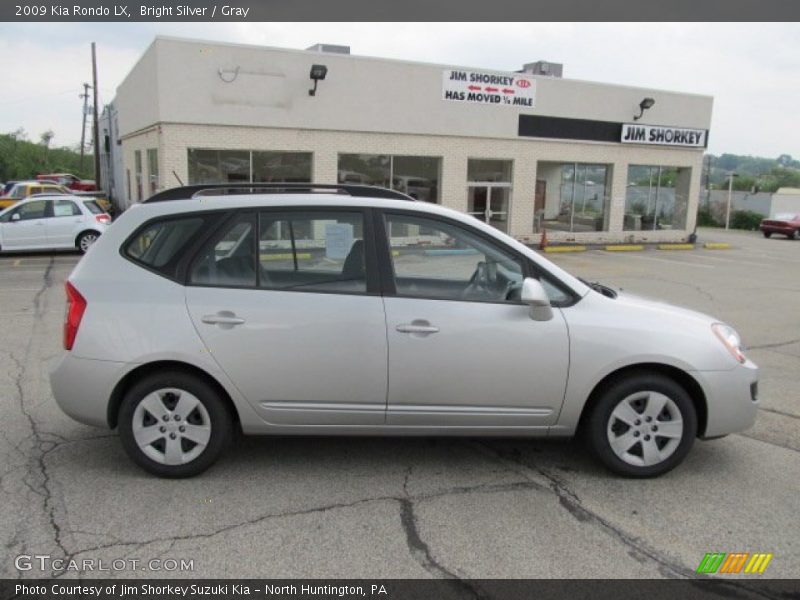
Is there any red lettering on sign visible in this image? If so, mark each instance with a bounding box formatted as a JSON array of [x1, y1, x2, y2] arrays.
[[502, 88, 515, 94], [515, 79, 531, 89], [467, 85, 481, 91], [485, 86, 498, 93]]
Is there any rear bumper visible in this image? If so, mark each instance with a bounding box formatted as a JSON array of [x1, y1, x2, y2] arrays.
[[694, 361, 759, 437], [49, 353, 127, 428]]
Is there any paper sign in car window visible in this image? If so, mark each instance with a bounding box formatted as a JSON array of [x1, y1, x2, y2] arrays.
[[54, 203, 75, 217]]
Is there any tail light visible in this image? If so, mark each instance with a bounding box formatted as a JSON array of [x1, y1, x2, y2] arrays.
[[64, 282, 87, 350], [95, 214, 111, 224]]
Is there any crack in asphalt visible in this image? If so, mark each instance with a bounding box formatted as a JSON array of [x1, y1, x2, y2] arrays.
[[467, 441, 694, 578], [3, 256, 71, 577], [468, 441, 786, 600], [748, 338, 800, 350], [758, 406, 800, 420], [736, 432, 800, 454]]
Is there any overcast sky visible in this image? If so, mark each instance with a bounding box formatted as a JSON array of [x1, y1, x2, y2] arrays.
[[0, 22, 797, 158]]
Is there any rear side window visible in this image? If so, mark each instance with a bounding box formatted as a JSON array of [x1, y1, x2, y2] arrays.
[[83, 200, 103, 214], [124, 216, 206, 277]]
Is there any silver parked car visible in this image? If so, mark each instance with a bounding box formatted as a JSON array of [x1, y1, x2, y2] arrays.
[[50, 184, 758, 478], [0, 195, 110, 253]]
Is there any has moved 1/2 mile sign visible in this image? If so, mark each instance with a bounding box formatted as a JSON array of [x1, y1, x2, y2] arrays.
[[442, 69, 536, 108]]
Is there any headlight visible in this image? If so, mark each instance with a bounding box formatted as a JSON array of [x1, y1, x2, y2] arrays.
[[712, 323, 747, 364]]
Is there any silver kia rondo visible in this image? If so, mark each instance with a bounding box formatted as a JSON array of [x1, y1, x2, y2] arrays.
[[50, 184, 759, 478]]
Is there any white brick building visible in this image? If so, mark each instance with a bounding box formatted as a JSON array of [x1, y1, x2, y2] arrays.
[[113, 36, 713, 244]]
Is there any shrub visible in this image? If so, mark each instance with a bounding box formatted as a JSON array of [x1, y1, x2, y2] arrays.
[[729, 210, 764, 231], [696, 208, 720, 227]]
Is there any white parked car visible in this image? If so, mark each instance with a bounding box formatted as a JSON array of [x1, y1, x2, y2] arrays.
[[0, 195, 110, 253], [49, 184, 758, 478]]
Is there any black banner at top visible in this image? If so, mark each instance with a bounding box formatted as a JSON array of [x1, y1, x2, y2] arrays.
[[3, 0, 800, 21]]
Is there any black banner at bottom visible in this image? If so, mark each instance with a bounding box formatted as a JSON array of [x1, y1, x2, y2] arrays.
[[3, 579, 800, 600]]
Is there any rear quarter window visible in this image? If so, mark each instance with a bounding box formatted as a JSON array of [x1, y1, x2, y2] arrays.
[[83, 200, 103, 214], [124, 215, 212, 279]]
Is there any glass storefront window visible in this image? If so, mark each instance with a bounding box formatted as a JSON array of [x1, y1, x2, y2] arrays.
[[147, 148, 159, 195], [392, 156, 439, 203], [188, 149, 250, 184], [337, 154, 441, 203], [624, 166, 691, 231], [187, 149, 312, 185], [535, 162, 611, 232], [337, 154, 391, 188], [252, 151, 312, 183]]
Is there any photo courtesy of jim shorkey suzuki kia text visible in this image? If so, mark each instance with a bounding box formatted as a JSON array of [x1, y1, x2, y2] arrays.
[[14, 584, 386, 597], [22, 4, 253, 17]]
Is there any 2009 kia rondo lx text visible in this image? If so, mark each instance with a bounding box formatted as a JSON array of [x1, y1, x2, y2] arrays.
[[49, 184, 759, 478]]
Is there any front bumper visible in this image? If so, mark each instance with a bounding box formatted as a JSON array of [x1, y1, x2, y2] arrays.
[[694, 361, 759, 438]]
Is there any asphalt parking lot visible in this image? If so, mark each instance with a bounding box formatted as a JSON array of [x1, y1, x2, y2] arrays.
[[0, 227, 797, 583]]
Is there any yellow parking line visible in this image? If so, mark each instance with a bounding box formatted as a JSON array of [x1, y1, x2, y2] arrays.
[[260, 253, 312, 261], [704, 242, 732, 250], [13, 259, 21, 267], [604, 245, 644, 252], [543, 245, 587, 253], [657, 243, 695, 251]]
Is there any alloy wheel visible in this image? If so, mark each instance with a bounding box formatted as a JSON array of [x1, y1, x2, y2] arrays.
[[606, 391, 684, 467], [132, 388, 212, 465]]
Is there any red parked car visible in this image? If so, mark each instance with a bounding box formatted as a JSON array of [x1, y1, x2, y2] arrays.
[[760, 213, 800, 239], [36, 173, 97, 192]]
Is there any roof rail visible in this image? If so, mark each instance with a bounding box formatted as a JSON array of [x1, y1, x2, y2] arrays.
[[144, 183, 415, 203]]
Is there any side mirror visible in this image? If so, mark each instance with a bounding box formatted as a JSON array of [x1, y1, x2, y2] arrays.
[[521, 277, 554, 321], [10, 213, 20, 222]]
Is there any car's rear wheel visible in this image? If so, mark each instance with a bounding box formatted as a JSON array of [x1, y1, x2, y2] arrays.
[[763, 231, 771, 238], [792, 230, 800, 240], [77, 231, 99, 253], [585, 372, 697, 477], [118, 371, 233, 478]]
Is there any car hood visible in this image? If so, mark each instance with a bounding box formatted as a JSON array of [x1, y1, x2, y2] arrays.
[[606, 288, 720, 328]]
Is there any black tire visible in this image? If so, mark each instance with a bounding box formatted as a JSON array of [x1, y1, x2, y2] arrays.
[[763, 231, 771, 238], [792, 230, 800, 240], [118, 371, 233, 478], [584, 372, 697, 478], [77, 230, 100, 254]]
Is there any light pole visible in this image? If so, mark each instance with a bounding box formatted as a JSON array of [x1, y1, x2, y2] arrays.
[[725, 172, 738, 230]]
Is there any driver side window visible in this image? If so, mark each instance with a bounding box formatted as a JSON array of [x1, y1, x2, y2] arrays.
[[384, 213, 524, 303]]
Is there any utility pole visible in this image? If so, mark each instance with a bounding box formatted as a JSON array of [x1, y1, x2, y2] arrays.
[[91, 42, 101, 188], [79, 82, 91, 171], [725, 172, 738, 230]]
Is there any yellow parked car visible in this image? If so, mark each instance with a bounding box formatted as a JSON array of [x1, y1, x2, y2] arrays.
[[0, 181, 71, 208]]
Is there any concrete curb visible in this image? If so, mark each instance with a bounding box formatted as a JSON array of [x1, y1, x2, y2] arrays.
[[604, 245, 645, 252], [656, 243, 696, 250], [542, 245, 587, 253]]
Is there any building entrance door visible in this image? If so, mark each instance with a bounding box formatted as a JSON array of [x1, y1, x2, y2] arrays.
[[467, 184, 510, 232]]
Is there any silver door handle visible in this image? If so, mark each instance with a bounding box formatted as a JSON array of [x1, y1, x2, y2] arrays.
[[201, 314, 245, 325], [396, 323, 439, 334]]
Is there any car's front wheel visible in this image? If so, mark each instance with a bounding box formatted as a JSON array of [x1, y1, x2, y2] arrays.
[[585, 372, 697, 477], [763, 231, 771, 238], [118, 371, 233, 477]]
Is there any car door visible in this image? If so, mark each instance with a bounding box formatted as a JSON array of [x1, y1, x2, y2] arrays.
[[0, 200, 49, 249], [378, 211, 570, 427], [46, 199, 83, 248], [184, 208, 388, 426]]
